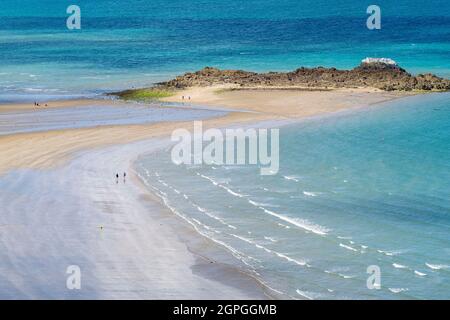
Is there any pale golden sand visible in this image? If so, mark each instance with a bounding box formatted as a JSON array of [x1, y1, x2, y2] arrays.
[[161, 85, 412, 118], [0, 87, 413, 175]]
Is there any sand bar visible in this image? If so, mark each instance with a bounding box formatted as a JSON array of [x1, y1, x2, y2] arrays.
[[0, 87, 414, 299]]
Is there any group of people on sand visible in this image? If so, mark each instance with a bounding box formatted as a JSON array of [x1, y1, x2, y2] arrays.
[[181, 96, 191, 100], [116, 172, 127, 184], [34, 101, 48, 107]]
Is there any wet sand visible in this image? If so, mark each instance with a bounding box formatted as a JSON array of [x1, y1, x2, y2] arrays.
[[0, 87, 412, 175]]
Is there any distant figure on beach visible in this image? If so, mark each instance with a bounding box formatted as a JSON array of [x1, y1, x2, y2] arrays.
[[115, 173, 119, 183], [182, 96, 185, 100], [123, 172, 127, 183], [188, 96, 191, 100]]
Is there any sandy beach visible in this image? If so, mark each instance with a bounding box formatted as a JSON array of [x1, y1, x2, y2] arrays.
[[0, 87, 411, 174], [0, 87, 413, 299]]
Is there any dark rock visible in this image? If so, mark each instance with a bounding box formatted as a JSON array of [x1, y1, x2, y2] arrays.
[[155, 62, 450, 92]]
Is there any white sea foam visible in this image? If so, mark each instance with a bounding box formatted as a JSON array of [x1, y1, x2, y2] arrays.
[[303, 191, 319, 197], [260, 207, 330, 235], [324, 269, 354, 279], [378, 249, 402, 256], [231, 234, 253, 244], [248, 199, 261, 207], [389, 288, 408, 294], [414, 270, 427, 277], [24, 87, 43, 92], [248, 199, 278, 208], [192, 218, 212, 230], [337, 273, 354, 279], [273, 251, 308, 267], [339, 243, 358, 252], [193, 204, 227, 225], [222, 185, 246, 197], [261, 283, 285, 295], [264, 236, 277, 243], [283, 175, 300, 182], [296, 289, 320, 300], [199, 173, 246, 198], [425, 263, 449, 270], [231, 234, 307, 267], [157, 178, 169, 187], [155, 192, 256, 268], [198, 173, 218, 185], [392, 263, 408, 269]]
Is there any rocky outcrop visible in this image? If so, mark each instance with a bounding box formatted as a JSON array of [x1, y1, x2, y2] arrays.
[[158, 62, 450, 92]]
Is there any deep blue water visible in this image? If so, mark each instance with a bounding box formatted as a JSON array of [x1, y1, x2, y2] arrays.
[[137, 93, 450, 299], [0, 0, 449, 101]]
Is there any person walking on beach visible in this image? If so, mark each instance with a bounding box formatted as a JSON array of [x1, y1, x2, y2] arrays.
[[115, 173, 119, 184], [123, 172, 127, 183]]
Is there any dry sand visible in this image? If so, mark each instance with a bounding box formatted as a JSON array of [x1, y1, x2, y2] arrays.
[[161, 85, 411, 118], [0, 87, 412, 175]]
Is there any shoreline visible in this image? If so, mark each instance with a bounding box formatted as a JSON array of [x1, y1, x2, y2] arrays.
[[130, 141, 284, 299], [0, 87, 428, 299]]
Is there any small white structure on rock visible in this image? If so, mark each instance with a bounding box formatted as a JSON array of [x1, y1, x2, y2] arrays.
[[362, 57, 397, 66]]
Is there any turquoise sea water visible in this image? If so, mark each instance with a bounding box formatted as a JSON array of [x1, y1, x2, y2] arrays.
[[0, 0, 450, 102], [137, 93, 450, 299]]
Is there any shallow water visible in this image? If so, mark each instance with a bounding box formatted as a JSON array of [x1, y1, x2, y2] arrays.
[[136, 93, 450, 299], [0, 103, 226, 135]]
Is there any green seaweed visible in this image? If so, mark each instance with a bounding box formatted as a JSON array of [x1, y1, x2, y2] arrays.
[[114, 88, 175, 101]]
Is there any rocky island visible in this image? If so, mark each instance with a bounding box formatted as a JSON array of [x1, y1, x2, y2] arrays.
[[114, 58, 450, 100], [163, 59, 450, 91]]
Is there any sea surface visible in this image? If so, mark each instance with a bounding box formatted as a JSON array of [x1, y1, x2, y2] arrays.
[[136, 93, 450, 299], [1, 0, 450, 102]]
